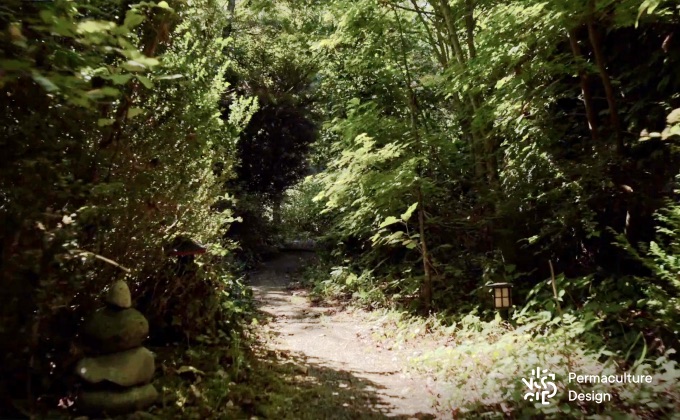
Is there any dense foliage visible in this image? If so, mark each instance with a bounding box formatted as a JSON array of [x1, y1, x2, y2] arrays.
[[219, 18, 319, 259], [3, 0, 680, 418], [295, 0, 680, 341], [0, 0, 252, 416], [280, 0, 680, 416]]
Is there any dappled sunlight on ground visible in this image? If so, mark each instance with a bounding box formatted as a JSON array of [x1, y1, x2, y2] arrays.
[[249, 251, 440, 419]]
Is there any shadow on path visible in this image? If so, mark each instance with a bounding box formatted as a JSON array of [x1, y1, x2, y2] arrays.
[[247, 251, 438, 419], [250, 347, 435, 420]]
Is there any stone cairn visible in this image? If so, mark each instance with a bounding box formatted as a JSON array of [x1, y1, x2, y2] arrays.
[[75, 280, 158, 416]]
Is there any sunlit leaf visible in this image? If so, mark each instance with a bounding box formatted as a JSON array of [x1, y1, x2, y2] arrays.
[[124, 11, 145, 29], [136, 75, 154, 89], [78, 20, 116, 33], [127, 107, 144, 119], [122, 61, 147, 72], [31, 72, 59, 92], [157, 74, 184, 80], [379, 216, 400, 228], [108, 74, 133, 85], [400, 202, 418, 222]]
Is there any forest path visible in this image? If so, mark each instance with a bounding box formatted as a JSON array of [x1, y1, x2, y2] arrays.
[[249, 251, 440, 419]]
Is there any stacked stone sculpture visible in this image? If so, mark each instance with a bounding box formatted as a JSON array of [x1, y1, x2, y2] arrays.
[[75, 280, 158, 415]]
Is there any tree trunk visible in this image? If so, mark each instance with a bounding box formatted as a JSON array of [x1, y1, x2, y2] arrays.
[[568, 28, 599, 142], [431, 0, 493, 189], [463, 0, 476, 59], [410, 0, 447, 67], [435, 0, 467, 66], [389, 5, 434, 313], [587, 0, 624, 153], [417, 187, 433, 314]]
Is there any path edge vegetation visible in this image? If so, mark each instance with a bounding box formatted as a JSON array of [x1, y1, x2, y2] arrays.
[[2, 0, 680, 419], [279, 0, 680, 417]]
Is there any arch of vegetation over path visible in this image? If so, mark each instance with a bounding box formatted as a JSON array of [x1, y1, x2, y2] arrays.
[[1, 0, 680, 418]]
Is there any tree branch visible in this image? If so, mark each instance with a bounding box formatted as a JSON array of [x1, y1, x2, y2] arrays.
[[568, 27, 599, 142]]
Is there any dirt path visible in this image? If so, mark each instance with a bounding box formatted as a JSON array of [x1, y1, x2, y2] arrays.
[[249, 251, 440, 419]]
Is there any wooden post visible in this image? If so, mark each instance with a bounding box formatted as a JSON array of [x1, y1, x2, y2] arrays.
[[548, 260, 562, 315]]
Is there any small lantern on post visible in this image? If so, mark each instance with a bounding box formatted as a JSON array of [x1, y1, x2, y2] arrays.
[[487, 282, 513, 319], [165, 236, 207, 276]]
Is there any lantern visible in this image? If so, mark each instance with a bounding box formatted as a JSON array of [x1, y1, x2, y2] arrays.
[[487, 282, 513, 309], [165, 236, 207, 276], [166, 236, 207, 257]]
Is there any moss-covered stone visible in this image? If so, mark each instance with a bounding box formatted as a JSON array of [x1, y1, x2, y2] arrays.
[[75, 347, 155, 387], [78, 383, 158, 415], [105, 280, 132, 309], [82, 308, 149, 353]]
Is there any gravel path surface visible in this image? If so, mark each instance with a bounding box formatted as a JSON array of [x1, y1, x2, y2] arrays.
[[249, 251, 440, 419]]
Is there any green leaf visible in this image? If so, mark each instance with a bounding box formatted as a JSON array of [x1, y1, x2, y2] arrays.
[[637, 0, 662, 26], [86, 87, 120, 99], [400, 202, 418, 222], [98, 118, 116, 127], [379, 216, 400, 228], [387, 231, 404, 240], [123, 57, 160, 73], [39, 9, 54, 24], [31, 72, 59, 92], [78, 20, 116, 34], [122, 61, 147, 72], [135, 56, 160, 67], [100, 87, 121, 97], [127, 107, 144, 119], [108, 74, 133, 85], [51, 16, 76, 37], [117, 37, 136, 49], [136, 75, 154, 89], [157, 74, 184, 80], [124, 11, 145, 29]]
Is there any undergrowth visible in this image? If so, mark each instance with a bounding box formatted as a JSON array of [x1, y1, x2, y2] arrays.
[[360, 306, 680, 418]]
